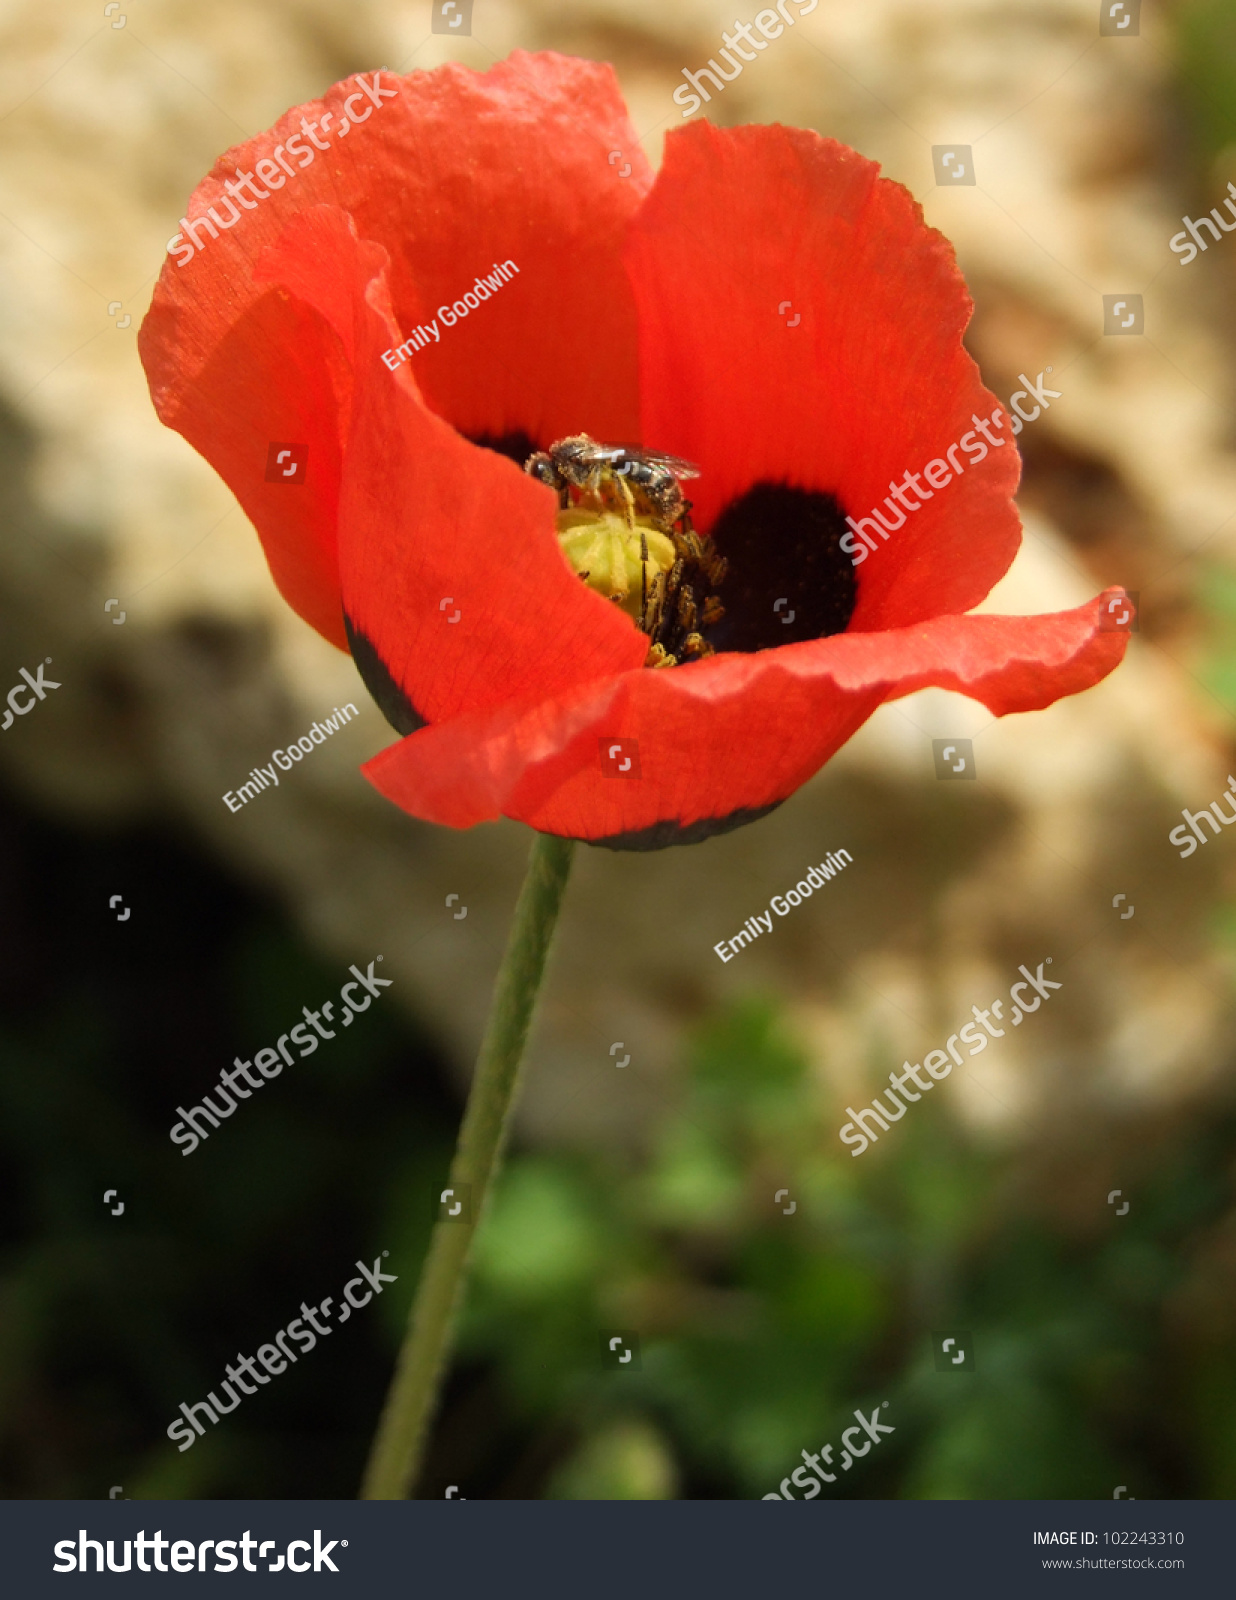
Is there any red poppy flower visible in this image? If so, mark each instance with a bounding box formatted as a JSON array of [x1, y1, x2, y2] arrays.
[[139, 52, 1128, 850]]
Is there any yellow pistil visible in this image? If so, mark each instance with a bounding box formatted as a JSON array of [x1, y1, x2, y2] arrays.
[[556, 508, 677, 620]]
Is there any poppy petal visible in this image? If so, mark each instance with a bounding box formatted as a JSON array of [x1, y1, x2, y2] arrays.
[[625, 123, 1022, 637], [362, 592, 1129, 845], [257, 205, 647, 724], [140, 229, 358, 646], [138, 54, 650, 647]]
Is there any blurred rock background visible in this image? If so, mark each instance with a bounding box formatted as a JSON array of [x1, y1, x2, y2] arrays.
[[2, 0, 1236, 1499]]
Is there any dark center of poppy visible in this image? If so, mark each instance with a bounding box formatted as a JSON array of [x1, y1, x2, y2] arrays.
[[490, 435, 857, 662], [702, 482, 857, 653], [473, 431, 538, 465]]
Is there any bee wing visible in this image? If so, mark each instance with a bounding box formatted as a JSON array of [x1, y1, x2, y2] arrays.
[[645, 452, 701, 479], [608, 445, 702, 478], [573, 443, 628, 463]]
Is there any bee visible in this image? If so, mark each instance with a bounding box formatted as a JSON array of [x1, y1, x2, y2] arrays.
[[525, 433, 701, 529]]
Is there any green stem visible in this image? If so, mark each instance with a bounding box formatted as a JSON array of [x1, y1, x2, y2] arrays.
[[360, 831, 576, 1499]]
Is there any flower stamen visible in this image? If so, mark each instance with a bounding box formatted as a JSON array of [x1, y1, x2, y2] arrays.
[[529, 436, 726, 666]]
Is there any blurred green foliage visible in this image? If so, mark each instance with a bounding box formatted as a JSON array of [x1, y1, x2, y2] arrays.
[[1178, 0, 1236, 163], [459, 997, 1236, 1499], [1, 784, 1233, 1499], [1196, 561, 1236, 718]]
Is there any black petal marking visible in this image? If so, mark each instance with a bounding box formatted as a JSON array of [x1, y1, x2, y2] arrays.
[[583, 801, 784, 852], [343, 614, 426, 736], [470, 430, 540, 467], [704, 482, 857, 654]]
